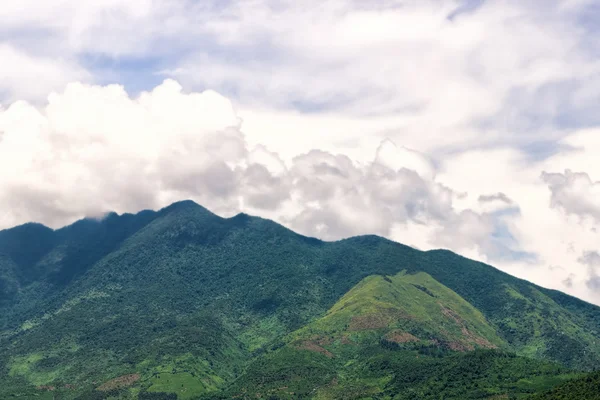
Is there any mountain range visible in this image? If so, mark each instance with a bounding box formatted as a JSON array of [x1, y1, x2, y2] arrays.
[[1, 200, 600, 399]]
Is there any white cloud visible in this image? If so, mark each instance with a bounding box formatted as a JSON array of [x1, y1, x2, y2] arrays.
[[374, 139, 436, 181], [0, 79, 514, 264], [3, 77, 600, 305], [166, 0, 600, 158], [541, 170, 600, 222], [0, 80, 248, 226], [578, 251, 600, 291], [0, 0, 183, 56], [3, 0, 600, 162], [0, 44, 89, 103], [0, 80, 532, 303], [434, 129, 600, 305], [2, 0, 600, 307]]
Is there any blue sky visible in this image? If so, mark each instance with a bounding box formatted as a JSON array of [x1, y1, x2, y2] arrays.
[[2, 0, 600, 304]]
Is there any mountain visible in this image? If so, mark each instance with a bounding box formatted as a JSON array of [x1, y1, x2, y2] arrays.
[[288, 270, 506, 353], [0, 200, 599, 399], [207, 272, 577, 399]]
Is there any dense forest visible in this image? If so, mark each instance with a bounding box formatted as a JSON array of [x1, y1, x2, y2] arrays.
[[1, 200, 600, 399]]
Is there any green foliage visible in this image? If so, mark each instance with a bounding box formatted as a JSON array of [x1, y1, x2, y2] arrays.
[[527, 371, 600, 399], [208, 346, 578, 400], [207, 273, 579, 400], [139, 393, 178, 400], [219, 347, 338, 399], [145, 372, 208, 399], [290, 271, 505, 352], [383, 350, 578, 399], [0, 200, 600, 399]]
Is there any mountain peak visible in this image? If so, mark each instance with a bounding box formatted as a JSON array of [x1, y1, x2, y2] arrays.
[[159, 199, 217, 216], [291, 271, 503, 352]]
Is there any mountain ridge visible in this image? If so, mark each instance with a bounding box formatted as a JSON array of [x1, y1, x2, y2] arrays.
[[1, 200, 600, 399]]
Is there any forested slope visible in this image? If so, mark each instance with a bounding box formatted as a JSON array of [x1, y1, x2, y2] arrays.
[[1, 200, 599, 399]]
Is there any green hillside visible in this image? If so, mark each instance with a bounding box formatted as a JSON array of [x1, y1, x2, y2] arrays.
[[209, 271, 577, 399], [211, 348, 578, 400], [528, 371, 600, 399], [0, 200, 599, 399], [290, 271, 504, 352]]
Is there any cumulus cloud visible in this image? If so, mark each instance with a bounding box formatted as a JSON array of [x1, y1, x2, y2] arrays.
[[563, 273, 576, 288], [578, 251, 600, 291], [477, 193, 515, 214], [541, 170, 600, 222], [478, 193, 513, 205], [283, 144, 521, 266], [288, 148, 449, 239], [2, 78, 600, 306], [374, 140, 436, 181], [0, 80, 251, 225], [0, 80, 526, 274], [433, 129, 600, 304], [3, 0, 600, 308]]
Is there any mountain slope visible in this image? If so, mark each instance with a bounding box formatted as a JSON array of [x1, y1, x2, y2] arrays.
[[214, 348, 578, 400], [289, 271, 504, 352], [211, 271, 579, 399], [1, 200, 600, 399], [529, 371, 600, 400]]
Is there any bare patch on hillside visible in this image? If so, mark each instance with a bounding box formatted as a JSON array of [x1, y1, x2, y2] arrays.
[[296, 341, 334, 358], [439, 304, 497, 351], [97, 373, 140, 391], [386, 330, 419, 344], [447, 341, 474, 352], [340, 335, 355, 345], [349, 310, 410, 331], [462, 326, 497, 349], [440, 304, 463, 325]]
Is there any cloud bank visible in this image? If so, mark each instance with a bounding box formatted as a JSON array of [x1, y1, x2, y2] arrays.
[[2, 79, 600, 306], [2, 0, 600, 306]]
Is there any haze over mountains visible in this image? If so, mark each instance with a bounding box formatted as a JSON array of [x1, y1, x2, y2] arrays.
[[1, 200, 600, 399]]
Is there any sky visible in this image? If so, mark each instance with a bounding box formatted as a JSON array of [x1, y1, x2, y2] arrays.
[[2, 0, 600, 304]]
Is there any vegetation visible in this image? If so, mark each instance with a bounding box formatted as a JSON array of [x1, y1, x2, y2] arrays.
[[528, 371, 600, 399], [206, 272, 580, 399], [0, 200, 599, 398], [213, 348, 580, 400]]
